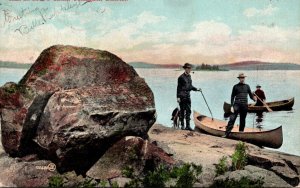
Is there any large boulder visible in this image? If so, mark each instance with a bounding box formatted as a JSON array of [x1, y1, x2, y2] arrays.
[[0, 45, 156, 173]]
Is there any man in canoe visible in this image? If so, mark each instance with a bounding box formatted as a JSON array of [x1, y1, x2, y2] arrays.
[[254, 84, 266, 106], [177, 63, 201, 131], [223, 73, 257, 137]]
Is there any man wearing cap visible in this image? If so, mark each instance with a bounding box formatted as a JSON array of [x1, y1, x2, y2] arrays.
[[254, 85, 266, 106], [223, 73, 257, 137], [177, 63, 201, 131]]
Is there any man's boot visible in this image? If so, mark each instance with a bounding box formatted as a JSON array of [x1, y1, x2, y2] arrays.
[[180, 120, 185, 130], [222, 129, 230, 138], [185, 120, 193, 131]]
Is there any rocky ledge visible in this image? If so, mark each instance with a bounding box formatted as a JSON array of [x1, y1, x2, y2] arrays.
[[148, 124, 300, 187]]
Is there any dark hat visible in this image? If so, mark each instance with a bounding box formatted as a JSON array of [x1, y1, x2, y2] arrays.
[[256, 84, 261, 88], [182, 63, 193, 69], [237, 73, 246, 78]]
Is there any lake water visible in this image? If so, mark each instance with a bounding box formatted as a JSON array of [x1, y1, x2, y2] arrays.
[[0, 68, 299, 156]]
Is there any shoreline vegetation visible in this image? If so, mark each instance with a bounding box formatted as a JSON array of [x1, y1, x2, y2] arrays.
[[194, 63, 228, 71], [0, 61, 31, 69], [128, 61, 300, 71], [2, 60, 300, 71]]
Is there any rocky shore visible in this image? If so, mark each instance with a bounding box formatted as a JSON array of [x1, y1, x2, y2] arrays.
[[1, 123, 299, 187], [148, 124, 300, 187], [0, 45, 299, 187]]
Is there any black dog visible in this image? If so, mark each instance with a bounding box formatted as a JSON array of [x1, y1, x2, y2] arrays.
[[171, 107, 180, 129]]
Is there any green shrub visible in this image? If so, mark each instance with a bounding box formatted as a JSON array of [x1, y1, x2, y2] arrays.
[[79, 178, 97, 188], [170, 163, 202, 188], [215, 156, 229, 175], [99, 180, 108, 188], [212, 176, 264, 188], [4, 86, 17, 94], [124, 178, 141, 188], [127, 145, 139, 161], [122, 165, 135, 179], [124, 162, 202, 188], [191, 163, 203, 176], [48, 175, 64, 187], [111, 181, 119, 188], [143, 164, 170, 187], [231, 142, 248, 170]]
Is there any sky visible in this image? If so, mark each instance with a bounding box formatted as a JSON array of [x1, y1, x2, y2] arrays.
[[0, 0, 300, 65]]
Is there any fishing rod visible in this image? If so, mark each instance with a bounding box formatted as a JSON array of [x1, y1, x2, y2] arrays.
[[199, 90, 214, 120]]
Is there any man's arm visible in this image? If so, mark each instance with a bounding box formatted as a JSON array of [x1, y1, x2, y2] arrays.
[[177, 76, 183, 98], [191, 84, 197, 91], [248, 85, 255, 101], [190, 77, 198, 91], [231, 85, 236, 106]]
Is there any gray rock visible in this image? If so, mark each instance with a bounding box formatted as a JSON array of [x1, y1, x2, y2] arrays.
[[62, 171, 86, 187], [271, 165, 299, 186], [214, 165, 292, 187], [110, 177, 132, 187], [248, 151, 300, 186], [197, 167, 216, 187]]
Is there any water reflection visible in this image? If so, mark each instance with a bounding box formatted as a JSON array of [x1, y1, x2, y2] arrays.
[[255, 112, 264, 129]]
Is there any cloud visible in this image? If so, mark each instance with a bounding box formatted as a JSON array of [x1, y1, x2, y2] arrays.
[[1, 7, 300, 65], [89, 11, 166, 50], [136, 11, 166, 26], [0, 24, 87, 63], [0, 10, 166, 63], [243, 4, 278, 18], [116, 19, 300, 64]]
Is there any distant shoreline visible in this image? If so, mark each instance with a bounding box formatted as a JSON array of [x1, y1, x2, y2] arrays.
[[129, 61, 300, 71], [0, 61, 31, 69], [174, 69, 228, 72], [0, 66, 30, 69]]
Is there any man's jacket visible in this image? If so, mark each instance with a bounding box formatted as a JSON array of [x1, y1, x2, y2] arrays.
[[177, 73, 197, 99]]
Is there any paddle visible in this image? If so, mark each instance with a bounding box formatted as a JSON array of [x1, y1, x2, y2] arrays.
[[253, 93, 273, 112], [199, 90, 214, 120]]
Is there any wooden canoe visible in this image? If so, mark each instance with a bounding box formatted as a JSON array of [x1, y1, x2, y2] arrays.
[[223, 97, 294, 113], [193, 111, 283, 148]]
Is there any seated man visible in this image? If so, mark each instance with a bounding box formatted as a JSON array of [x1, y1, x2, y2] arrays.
[[254, 85, 266, 106]]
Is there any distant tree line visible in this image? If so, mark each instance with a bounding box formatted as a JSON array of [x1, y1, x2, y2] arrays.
[[195, 63, 222, 71], [0, 61, 31, 69]]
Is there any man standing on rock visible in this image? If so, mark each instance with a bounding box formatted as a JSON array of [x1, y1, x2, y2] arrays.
[[177, 63, 201, 131], [223, 73, 257, 137]]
